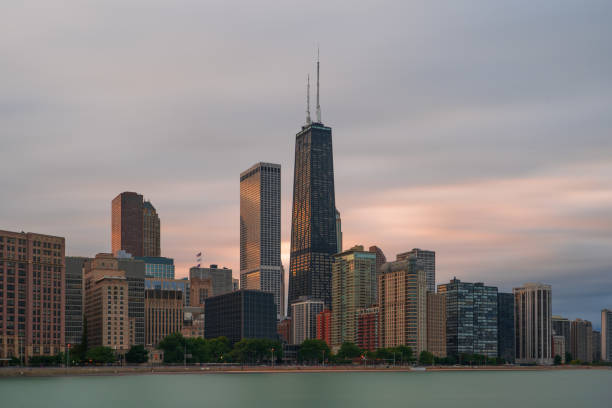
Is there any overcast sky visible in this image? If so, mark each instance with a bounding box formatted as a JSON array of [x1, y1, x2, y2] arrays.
[[1, 1, 611, 326]]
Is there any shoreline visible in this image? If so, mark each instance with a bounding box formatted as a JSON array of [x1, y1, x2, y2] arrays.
[[1, 365, 609, 378]]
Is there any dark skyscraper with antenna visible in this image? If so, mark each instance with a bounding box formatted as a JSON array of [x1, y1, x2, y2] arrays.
[[288, 53, 338, 310]]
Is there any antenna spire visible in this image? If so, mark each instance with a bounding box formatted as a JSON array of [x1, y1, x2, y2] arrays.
[[306, 74, 311, 124], [316, 47, 321, 123]]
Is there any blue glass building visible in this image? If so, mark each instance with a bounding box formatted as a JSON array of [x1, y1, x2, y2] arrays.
[[135, 256, 175, 279]]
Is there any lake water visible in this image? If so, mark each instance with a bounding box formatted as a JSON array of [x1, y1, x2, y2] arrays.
[[1, 370, 610, 408]]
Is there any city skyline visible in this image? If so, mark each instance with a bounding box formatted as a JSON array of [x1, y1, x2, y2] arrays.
[[1, 1, 611, 328]]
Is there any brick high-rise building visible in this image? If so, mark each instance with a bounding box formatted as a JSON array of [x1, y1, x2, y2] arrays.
[[331, 246, 376, 346], [316, 309, 331, 346], [378, 256, 427, 354], [84, 254, 129, 353], [278, 318, 292, 344], [0, 230, 65, 360], [514, 283, 552, 365], [427, 292, 446, 358], [240, 162, 283, 320], [190, 276, 213, 308], [189, 265, 233, 297], [357, 306, 379, 352], [112, 192, 161, 258], [571, 318, 593, 363], [145, 287, 183, 346], [396, 248, 435, 293]]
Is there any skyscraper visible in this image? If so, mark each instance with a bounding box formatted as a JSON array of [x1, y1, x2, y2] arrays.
[[378, 256, 428, 353], [335, 209, 342, 253], [291, 297, 324, 345], [240, 162, 282, 320], [397, 248, 435, 292], [189, 265, 233, 297], [438, 278, 498, 358], [142, 200, 160, 257], [288, 56, 338, 311], [552, 315, 571, 355], [602, 309, 612, 361], [497, 292, 515, 362], [331, 245, 376, 346], [65, 256, 89, 346], [0, 230, 65, 360], [112, 192, 161, 257], [570, 318, 593, 363], [427, 292, 447, 358], [514, 283, 552, 365]]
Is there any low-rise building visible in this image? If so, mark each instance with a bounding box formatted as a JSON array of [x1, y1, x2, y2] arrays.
[[357, 306, 379, 352]]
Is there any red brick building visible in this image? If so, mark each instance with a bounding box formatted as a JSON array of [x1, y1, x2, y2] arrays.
[[0, 230, 65, 360], [316, 309, 331, 346], [277, 318, 292, 344], [357, 306, 379, 351]]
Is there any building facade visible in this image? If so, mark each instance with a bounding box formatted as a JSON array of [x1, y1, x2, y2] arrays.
[[189, 265, 233, 297], [278, 318, 292, 344], [182, 306, 204, 339], [514, 283, 552, 365], [240, 162, 283, 320], [136, 256, 174, 279], [65, 257, 89, 346], [552, 315, 571, 356], [331, 246, 376, 346], [592, 330, 601, 362], [145, 288, 183, 346], [204, 290, 276, 345], [438, 278, 498, 358], [288, 118, 338, 311], [117, 257, 145, 346], [602, 309, 612, 361], [427, 292, 446, 358], [142, 200, 161, 257], [357, 306, 379, 352], [84, 254, 129, 353], [112, 192, 144, 257], [570, 318, 593, 363], [316, 309, 331, 346], [552, 335, 566, 363], [0, 230, 65, 360], [291, 297, 324, 345], [396, 249, 435, 293], [497, 292, 515, 362], [189, 276, 213, 308], [335, 209, 342, 253], [378, 257, 427, 354]]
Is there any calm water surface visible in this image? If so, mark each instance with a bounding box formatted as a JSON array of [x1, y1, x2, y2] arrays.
[[1, 370, 610, 408]]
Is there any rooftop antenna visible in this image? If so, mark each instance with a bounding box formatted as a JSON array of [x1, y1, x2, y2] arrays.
[[316, 47, 321, 123], [306, 74, 311, 124]]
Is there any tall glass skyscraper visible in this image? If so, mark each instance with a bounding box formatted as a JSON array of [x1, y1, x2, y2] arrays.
[[240, 162, 283, 319], [288, 116, 337, 310]]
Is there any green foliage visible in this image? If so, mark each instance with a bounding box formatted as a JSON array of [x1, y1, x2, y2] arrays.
[[375, 346, 413, 363], [565, 352, 573, 363], [29, 354, 65, 367], [336, 342, 362, 362], [229, 338, 283, 364], [419, 351, 435, 365], [554, 355, 563, 365], [125, 345, 149, 364], [158, 333, 232, 364], [298, 339, 330, 363], [85, 346, 116, 364]]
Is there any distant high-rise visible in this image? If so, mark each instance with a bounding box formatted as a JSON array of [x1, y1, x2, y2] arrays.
[[438, 278, 498, 358], [602, 309, 612, 361], [368, 245, 386, 303], [135, 256, 174, 279], [143, 200, 160, 257], [570, 318, 593, 363], [514, 283, 552, 365], [288, 56, 337, 311], [240, 162, 282, 320], [291, 297, 324, 345], [0, 230, 65, 360], [378, 256, 428, 353], [397, 249, 435, 292], [331, 245, 376, 346], [335, 209, 342, 253], [112, 192, 161, 257], [427, 292, 447, 358], [552, 315, 571, 355], [497, 292, 515, 363], [189, 265, 233, 297], [117, 256, 146, 346], [592, 330, 601, 362], [145, 287, 183, 346], [65, 256, 89, 346]]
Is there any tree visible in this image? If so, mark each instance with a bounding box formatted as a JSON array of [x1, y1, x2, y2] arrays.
[[298, 339, 330, 364], [125, 345, 149, 364], [554, 355, 563, 365], [86, 346, 115, 364], [336, 342, 362, 361], [209, 337, 231, 362], [230, 338, 283, 364], [158, 332, 186, 363], [419, 351, 435, 366], [565, 352, 573, 364]]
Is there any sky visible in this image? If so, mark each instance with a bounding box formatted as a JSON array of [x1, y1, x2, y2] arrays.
[[1, 1, 611, 327]]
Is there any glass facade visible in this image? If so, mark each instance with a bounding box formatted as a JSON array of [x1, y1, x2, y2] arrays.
[[204, 290, 277, 345], [65, 257, 89, 346], [239, 163, 283, 319], [497, 292, 515, 362], [136, 256, 175, 279], [438, 278, 498, 358], [288, 123, 337, 310]]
